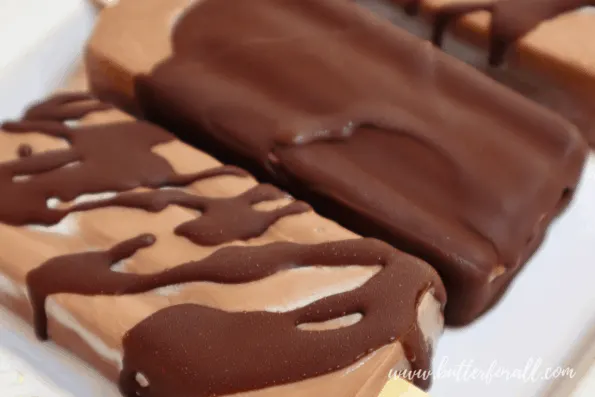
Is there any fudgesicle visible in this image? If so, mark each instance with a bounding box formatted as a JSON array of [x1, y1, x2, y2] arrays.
[[391, 0, 595, 145], [0, 93, 445, 396], [86, 0, 588, 325]]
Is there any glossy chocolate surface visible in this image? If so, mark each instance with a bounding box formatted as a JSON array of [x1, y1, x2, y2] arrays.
[[135, 0, 587, 324], [28, 237, 443, 395]]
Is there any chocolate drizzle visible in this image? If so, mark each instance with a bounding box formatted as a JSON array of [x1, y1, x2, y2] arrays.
[[66, 184, 310, 246], [17, 92, 113, 121], [1, 94, 178, 225], [0, 94, 309, 244], [430, 0, 595, 66], [25, 235, 445, 394]]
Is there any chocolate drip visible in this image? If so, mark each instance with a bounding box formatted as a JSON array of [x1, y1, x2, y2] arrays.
[[66, 184, 310, 245], [0, 94, 251, 226], [20, 92, 113, 121], [431, 0, 595, 66], [17, 144, 33, 158], [25, 236, 445, 394], [27, 234, 157, 340], [1, 93, 315, 246]]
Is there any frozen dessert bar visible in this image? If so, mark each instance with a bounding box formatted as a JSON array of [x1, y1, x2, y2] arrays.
[[86, 0, 588, 325], [423, 0, 595, 67], [388, 0, 595, 144], [0, 93, 445, 396]]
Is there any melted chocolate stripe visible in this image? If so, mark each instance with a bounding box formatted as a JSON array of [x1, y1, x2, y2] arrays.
[[1, 94, 312, 246], [159, 164, 248, 186], [431, 0, 595, 66], [25, 235, 444, 394], [7, 148, 80, 179], [23, 92, 113, 121], [63, 183, 310, 246], [2, 94, 312, 247], [17, 144, 33, 158], [0, 95, 219, 223], [3, 120, 75, 139], [27, 234, 157, 340]]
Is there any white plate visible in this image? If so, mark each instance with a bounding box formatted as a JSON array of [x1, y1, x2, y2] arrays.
[[0, 0, 95, 121], [0, 1, 593, 396]]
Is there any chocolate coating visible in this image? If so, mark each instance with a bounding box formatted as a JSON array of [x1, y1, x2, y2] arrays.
[[134, 0, 588, 324], [430, 0, 595, 66]]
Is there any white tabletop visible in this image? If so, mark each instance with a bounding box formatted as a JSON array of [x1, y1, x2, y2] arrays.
[[0, 0, 95, 121]]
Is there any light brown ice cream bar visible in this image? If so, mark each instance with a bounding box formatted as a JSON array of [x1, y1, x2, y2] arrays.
[[418, 1, 595, 99], [0, 93, 445, 396]]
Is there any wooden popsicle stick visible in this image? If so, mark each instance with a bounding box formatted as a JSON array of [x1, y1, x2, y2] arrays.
[[379, 377, 431, 396], [90, 0, 120, 9]]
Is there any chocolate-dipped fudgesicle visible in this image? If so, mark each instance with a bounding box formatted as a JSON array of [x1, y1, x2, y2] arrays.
[[0, 93, 445, 396], [87, 0, 588, 325]]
